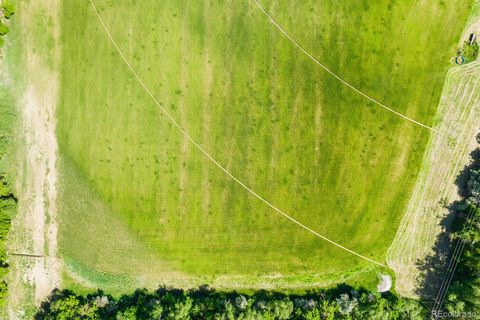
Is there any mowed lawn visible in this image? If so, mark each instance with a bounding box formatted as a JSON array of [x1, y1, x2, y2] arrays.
[[57, 0, 472, 289]]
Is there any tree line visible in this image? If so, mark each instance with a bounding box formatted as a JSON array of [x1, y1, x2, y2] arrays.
[[35, 285, 426, 320], [0, 86, 17, 309], [0, 175, 13, 309], [441, 134, 480, 316]]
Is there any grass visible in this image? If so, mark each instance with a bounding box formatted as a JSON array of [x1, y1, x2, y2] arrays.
[[0, 83, 16, 318], [57, 0, 473, 290], [3, 0, 60, 316], [387, 62, 480, 296], [387, 0, 480, 296]]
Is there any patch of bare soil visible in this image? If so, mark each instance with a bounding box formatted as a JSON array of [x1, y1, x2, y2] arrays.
[[7, 0, 61, 316]]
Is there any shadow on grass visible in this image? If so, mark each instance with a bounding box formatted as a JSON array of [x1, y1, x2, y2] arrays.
[[415, 135, 480, 304]]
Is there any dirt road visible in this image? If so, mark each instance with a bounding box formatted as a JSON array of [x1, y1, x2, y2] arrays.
[[7, 0, 61, 317]]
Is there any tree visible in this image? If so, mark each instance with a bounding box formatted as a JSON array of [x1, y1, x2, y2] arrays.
[[461, 40, 480, 63], [269, 299, 293, 319], [336, 293, 358, 315], [0, 24, 8, 36], [234, 295, 248, 310], [442, 135, 480, 316], [36, 286, 426, 319], [466, 169, 480, 206], [318, 300, 337, 320], [46, 295, 84, 320], [167, 297, 193, 320], [0, 281, 7, 309], [219, 300, 235, 320], [1, 1, 14, 19], [149, 301, 163, 319], [116, 306, 137, 320]]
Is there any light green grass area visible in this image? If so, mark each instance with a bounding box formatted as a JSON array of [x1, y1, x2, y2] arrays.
[[58, 0, 473, 290], [4, 0, 59, 316]]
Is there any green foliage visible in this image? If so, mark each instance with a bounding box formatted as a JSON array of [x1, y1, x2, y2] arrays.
[[443, 137, 480, 315], [45, 295, 84, 320], [0, 281, 7, 309], [0, 0, 14, 46], [35, 287, 426, 320], [0, 87, 16, 312], [336, 293, 357, 315], [1, 1, 14, 19], [0, 178, 13, 310], [0, 24, 8, 36], [0, 176, 10, 197], [460, 40, 479, 63]]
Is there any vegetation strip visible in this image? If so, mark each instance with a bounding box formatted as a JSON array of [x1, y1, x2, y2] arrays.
[[0, 141, 14, 311], [253, 0, 436, 132], [432, 205, 478, 314], [87, 0, 389, 269], [35, 285, 426, 319], [431, 136, 480, 315], [0, 0, 15, 313], [386, 61, 480, 296]]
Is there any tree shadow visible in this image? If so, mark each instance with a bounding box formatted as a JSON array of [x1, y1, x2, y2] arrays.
[[415, 141, 480, 303], [36, 283, 364, 319]]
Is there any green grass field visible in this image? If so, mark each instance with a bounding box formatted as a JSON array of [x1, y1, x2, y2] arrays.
[[57, 0, 473, 291]]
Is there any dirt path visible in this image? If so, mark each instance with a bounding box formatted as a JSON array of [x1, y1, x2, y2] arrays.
[[22, 64, 61, 302], [7, 0, 61, 316]]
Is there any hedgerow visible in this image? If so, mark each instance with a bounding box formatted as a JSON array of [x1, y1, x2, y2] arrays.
[[35, 286, 426, 320]]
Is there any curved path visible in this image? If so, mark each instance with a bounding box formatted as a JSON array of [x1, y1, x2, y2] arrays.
[[254, 0, 436, 132], [88, 0, 389, 269]]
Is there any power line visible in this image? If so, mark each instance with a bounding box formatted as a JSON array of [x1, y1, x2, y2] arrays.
[[88, 0, 390, 269], [432, 206, 478, 317], [254, 0, 436, 132]]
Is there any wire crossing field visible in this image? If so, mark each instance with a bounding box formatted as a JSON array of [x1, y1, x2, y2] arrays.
[[57, 0, 473, 290]]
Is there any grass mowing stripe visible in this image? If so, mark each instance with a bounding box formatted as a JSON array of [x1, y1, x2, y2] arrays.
[[57, 0, 471, 290], [254, 0, 436, 132], [88, 0, 389, 269]]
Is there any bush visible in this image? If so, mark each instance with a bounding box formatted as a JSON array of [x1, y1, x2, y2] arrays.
[[461, 40, 479, 63], [1, 1, 14, 19], [0, 0, 15, 47], [0, 24, 8, 36]]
